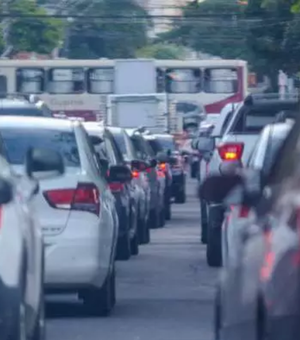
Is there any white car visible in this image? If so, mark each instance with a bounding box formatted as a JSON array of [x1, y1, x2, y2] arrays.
[[0, 146, 64, 340], [0, 116, 119, 316]]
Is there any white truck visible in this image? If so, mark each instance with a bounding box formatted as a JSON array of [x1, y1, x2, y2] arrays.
[[105, 59, 175, 133]]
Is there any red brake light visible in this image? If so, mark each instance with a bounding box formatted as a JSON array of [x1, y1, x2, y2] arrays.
[[217, 143, 244, 161], [43, 183, 100, 215], [239, 206, 250, 218], [132, 170, 139, 178], [159, 162, 166, 171], [108, 182, 124, 192]]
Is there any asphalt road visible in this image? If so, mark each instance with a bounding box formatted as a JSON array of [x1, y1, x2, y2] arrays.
[[46, 179, 219, 340]]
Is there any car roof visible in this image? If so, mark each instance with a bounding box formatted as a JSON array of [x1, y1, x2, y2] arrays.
[[0, 99, 37, 108], [106, 126, 125, 134], [82, 122, 105, 135], [0, 116, 77, 131]]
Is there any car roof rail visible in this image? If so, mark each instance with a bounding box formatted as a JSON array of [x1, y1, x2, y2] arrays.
[[244, 93, 298, 106]]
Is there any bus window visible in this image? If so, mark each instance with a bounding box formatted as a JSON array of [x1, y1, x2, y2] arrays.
[[87, 68, 114, 94], [204, 68, 238, 94], [0, 76, 7, 95], [16, 68, 45, 94], [47, 68, 85, 94], [166, 68, 201, 93]]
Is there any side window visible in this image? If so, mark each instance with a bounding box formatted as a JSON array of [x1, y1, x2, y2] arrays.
[[16, 68, 45, 93], [81, 127, 102, 175], [104, 137, 117, 164], [47, 68, 85, 94], [220, 110, 234, 136]]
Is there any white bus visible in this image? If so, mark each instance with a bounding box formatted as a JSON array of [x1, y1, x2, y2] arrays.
[[0, 58, 248, 123]]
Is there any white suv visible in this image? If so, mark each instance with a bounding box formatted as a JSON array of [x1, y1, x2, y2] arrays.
[[0, 146, 64, 340], [0, 116, 119, 316]]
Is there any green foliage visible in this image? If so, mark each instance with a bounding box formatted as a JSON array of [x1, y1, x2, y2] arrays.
[[9, 0, 63, 54], [136, 44, 185, 59], [68, 0, 150, 59]]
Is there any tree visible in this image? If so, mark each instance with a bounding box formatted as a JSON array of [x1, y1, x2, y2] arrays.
[[9, 0, 63, 54], [136, 43, 185, 59], [160, 0, 249, 60], [67, 0, 150, 59]]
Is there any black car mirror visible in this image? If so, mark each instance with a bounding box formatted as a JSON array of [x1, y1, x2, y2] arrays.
[[0, 177, 13, 204], [26, 147, 64, 180], [90, 135, 103, 146], [108, 165, 132, 183], [150, 158, 157, 168], [156, 152, 168, 163], [131, 159, 148, 171]]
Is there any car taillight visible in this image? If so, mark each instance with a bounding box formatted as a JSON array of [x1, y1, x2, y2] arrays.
[[43, 183, 100, 215], [239, 206, 250, 218], [132, 170, 139, 179], [109, 182, 124, 192], [159, 162, 166, 171], [217, 143, 244, 161]]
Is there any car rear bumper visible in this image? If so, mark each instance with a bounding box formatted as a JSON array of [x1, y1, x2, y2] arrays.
[[44, 227, 108, 289]]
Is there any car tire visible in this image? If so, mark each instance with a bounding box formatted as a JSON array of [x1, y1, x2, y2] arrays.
[[165, 202, 171, 220], [148, 208, 160, 229], [143, 220, 151, 244], [116, 233, 131, 261], [200, 199, 208, 244], [159, 206, 165, 228], [83, 266, 115, 317], [138, 214, 150, 245], [206, 205, 223, 268], [130, 232, 139, 256], [175, 189, 186, 204]]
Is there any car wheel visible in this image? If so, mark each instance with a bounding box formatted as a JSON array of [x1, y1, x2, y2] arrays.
[[175, 189, 186, 204], [130, 232, 139, 256], [83, 267, 115, 317], [200, 199, 208, 244], [206, 206, 223, 268], [148, 208, 160, 229], [165, 199, 171, 220], [159, 206, 165, 227], [116, 232, 131, 261]]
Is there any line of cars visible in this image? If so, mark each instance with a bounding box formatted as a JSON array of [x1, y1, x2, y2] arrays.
[[193, 93, 300, 340], [0, 94, 187, 340]]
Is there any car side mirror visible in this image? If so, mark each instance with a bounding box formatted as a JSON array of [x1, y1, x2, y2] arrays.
[[131, 159, 148, 171], [156, 152, 168, 163], [108, 165, 132, 183], [90, 135, 103, 146], [197, 136, 215, 153], [150, 159, 157, 168], [0, 177, 13, 204], [199, 173, 244, 203], [168, 156, 177, 165], [26, 147, 64, 180]]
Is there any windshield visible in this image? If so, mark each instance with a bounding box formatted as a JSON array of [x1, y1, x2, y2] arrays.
[[1, 128, 80, 167], [0, 107, 47, 117], [155, 137, 176, 153]]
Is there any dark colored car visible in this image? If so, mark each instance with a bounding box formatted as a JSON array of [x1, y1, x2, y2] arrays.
[[200, 111, 300, 339], [84, 123, 139, 260], [107, 126, 151, 245], [144, 134, 173, 220], [127, 129, 165, 229]]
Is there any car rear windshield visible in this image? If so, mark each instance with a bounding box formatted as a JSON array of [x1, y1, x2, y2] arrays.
[[131, 136, 153, 160], [111, 132, 127, 156], [1, 128, 80, 167], [229, 105, 297, 134], [0, 107, 46, 117]]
